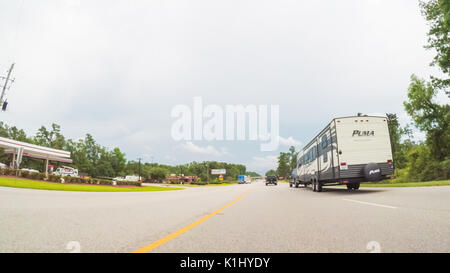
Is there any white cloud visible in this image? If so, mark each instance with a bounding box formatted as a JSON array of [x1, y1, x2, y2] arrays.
[[246, 155, 278, 174], [180, 142, 228, 157], [279, 136, 302, 147]]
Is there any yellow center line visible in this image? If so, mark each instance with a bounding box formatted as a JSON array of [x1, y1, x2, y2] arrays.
[[132, 190, 252, 253]]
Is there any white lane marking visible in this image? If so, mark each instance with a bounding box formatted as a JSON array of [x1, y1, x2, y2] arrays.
[[342, 198, 397, 209]]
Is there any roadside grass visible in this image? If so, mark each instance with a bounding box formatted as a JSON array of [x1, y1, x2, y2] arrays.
[[169, 181, 239, 187], [0, 176, 183, 192], [358, 180, 450, 187]]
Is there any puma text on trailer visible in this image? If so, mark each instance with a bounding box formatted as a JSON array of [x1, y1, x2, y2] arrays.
[[295, 116, 394, 192]]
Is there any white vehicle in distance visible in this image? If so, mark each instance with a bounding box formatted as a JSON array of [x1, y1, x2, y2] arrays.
[[114, 175, 141, 182], [0, 163, 6, 168], [20, 168, 39, 173], [53, 166, 79, 177]]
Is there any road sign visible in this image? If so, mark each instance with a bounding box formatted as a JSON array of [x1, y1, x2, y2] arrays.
[[211, 169, 226, 175]]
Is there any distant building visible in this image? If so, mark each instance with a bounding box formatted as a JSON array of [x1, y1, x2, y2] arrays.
[[165, 175, 198, 184]]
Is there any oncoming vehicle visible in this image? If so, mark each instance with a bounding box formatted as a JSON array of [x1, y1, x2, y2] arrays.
[[266, 175, 278, 186], [53, 166, 79, 177], [238, 175, 251, 184], [294, 116, 394, 192]]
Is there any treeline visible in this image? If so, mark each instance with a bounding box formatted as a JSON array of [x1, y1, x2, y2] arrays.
[[268, 1, 450, 182], [0, 122, 248, 181]]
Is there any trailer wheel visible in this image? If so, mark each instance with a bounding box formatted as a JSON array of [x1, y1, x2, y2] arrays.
[[353, 183, 360, 190], [312, 180, 317, 192], [317, 181, 323, 192], [346, 184, 353, 190], [295, 182, 299, 188], [289, 183, 293, 188]]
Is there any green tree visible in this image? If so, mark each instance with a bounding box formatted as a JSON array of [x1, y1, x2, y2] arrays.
[[288, 146, 298, 173], [265, 169, 277, 176], [404, 75, 449, 161], [420, 0, 450, 94], [277, 152, 290, 178], [149, 167, 168, 182], [386, 113, 415, 169]]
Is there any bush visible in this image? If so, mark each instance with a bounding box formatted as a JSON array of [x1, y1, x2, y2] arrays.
[[37, 173, 46, 180], [438, 158, 450, 180], [19, 170, 30, 178], [192, 180, 208, 185], [48, 174, 62, 182], [98, 179, 113, 185], [116, 180, 141, 187], [406, 145, 449, 182], [209, 179, 222, 184], [29, 172, 41, 180], [2, 167, 15, 176], [391, 168, 408, 183]]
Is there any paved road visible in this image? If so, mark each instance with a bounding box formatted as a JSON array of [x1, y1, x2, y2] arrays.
[[0, 182, 449, 253]]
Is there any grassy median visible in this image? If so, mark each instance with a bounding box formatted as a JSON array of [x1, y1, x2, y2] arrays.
[[358, 180, 450, 187], [0, 176, 183, 192], [167, 181, 239, 187]]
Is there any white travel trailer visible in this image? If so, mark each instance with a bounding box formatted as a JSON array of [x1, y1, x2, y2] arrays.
[[292, 116, 394, 192]]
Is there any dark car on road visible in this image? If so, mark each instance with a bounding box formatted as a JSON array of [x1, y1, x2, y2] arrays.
[[266, 176, 278, 186]]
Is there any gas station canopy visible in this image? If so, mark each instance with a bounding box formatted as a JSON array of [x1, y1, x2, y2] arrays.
[[0, 136, 72, 169]]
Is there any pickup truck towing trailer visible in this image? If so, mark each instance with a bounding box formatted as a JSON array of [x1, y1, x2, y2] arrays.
[[295, 116, 394, 192]]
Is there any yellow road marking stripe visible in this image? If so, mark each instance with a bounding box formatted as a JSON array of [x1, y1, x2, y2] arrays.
[[133, 191, 250, 253]]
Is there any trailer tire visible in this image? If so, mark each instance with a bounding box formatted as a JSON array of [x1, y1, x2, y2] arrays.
[[295, 182, 299, 188], [317, 181, 323, 192], [312, 180, 317, 192], [290, 183, 293, 188], [353, 183, 360, 190], [346, 184, 353, 190]]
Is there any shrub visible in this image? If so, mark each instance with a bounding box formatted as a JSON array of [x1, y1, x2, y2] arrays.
[[48, 174, 62, 182], [406, 145, 449, 182], [37, 173, 46, 180], [98, 179, 113, 185], [390, 168, 409, 183], [29, 172, 41, 180], [19, 170, 30, 178], [192, 180, 208, 185], [209, 179, 221, 184], [438, 158, 450, 180], [116, 180, 141, 187]]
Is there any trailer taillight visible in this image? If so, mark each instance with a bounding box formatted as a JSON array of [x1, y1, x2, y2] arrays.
[[387, 159, 392, 163], [340, 162, 347, 166]]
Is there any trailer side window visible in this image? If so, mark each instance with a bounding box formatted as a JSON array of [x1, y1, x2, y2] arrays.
[[321, 135, 328, 149], [323, 149, 328, 163]]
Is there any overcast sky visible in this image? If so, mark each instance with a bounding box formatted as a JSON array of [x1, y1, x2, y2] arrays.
[[0, 0, 448, 174]]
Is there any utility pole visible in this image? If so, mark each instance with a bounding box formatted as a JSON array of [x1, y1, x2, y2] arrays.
[[1, 63, 15, 111], [137, 158, 142, 182]]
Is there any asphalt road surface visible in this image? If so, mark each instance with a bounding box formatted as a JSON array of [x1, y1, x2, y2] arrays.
[[1, 182, 449, 253]]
